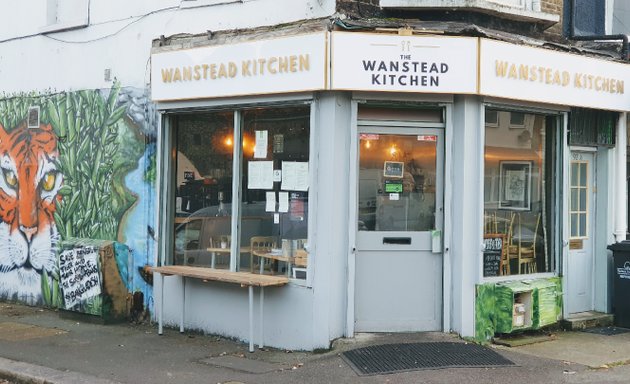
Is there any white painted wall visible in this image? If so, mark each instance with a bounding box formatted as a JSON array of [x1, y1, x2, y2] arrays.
[[158, 276, 316, 351], [449, 95, 483, 337], [595, 147, 614, 313], [311, 93, 353, 346], [0, 0, 335, 93]]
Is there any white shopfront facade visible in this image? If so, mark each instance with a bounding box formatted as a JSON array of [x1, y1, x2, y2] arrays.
[[152, 30, 630, 350]]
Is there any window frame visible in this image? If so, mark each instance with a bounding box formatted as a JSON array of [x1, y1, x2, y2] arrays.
[[482, 104, 563, 279], [40, 0, 89, 34], [180, 0, 257, 9], [161, 100, 314, 285]]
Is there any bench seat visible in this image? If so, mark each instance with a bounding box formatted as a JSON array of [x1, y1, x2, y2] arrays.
[[152, 265, 289, 351]]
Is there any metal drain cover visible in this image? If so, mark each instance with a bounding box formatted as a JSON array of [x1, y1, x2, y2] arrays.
[[342, 342, 515, 375]]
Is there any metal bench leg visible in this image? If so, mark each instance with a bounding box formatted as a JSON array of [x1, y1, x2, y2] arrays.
[[180, 276, 185, 333], [249, 285, 254, 352], [158, 273, 164, 335], [259, 287, 264, 348]]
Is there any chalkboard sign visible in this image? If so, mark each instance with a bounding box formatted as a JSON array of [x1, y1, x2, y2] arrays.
[[483, 234, 505, 277]]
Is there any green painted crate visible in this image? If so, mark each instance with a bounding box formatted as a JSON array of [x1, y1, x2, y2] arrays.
[[494, 281, 534, 333], [529, 278, 562, 329]]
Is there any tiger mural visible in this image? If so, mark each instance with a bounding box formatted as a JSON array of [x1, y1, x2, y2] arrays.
[[0, 121, 63, 304]]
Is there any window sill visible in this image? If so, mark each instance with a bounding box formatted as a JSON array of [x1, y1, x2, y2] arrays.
[[39, 18, 89, 34], [179, 0, 254, 9], [483, 271, 557, 282], [380, 0, 559, 28]]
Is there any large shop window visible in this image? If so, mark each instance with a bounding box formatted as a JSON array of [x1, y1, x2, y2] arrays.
[[172, 106, 310, 280], [483, 109, 556, 277]]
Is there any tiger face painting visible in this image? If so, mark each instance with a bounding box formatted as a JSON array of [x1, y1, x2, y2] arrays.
[[0, 121, 63, 304]]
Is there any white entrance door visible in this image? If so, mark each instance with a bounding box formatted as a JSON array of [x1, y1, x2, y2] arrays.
[[354, 124, 443, 332], [566, 151, 595, 314]]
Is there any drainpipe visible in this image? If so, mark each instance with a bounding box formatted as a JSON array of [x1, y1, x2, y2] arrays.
[[614, 113, 628, 242], [569, 0, 629, 60]]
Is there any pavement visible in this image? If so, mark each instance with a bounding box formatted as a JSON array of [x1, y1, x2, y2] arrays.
[[2, 303, 630, 384]]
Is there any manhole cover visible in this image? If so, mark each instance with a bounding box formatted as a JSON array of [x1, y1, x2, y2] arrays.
[[342, 342, 515, 375]]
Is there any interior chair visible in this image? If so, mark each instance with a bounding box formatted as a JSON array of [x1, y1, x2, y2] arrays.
[[484, 211, 499, 234], [290, 238, 309, 278], [505, 212, 518, 275], [250, 236, 276, 274], [517, 213, 540, 274], [484, 211, 513, 275]]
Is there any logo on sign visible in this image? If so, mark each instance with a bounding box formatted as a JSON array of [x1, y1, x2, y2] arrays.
[[418, 135, 437, 142], [617, 261, 630, 280]]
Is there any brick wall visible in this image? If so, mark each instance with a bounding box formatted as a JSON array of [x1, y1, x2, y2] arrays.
[[336, 0, 380, 17], [542, 0, 564, 39], [337, 0, 567, 42]]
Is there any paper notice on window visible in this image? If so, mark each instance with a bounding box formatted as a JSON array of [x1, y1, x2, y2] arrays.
[[266, 191, 276, 212], [279, 191, 289, 213], [254, 130, 268, 159], [281, 162, 309, 191], [248, 161, 273, 189]]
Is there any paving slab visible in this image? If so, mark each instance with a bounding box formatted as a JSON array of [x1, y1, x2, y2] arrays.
[[199, 355, 285, 374], [502, 330, 630, 368], [0, 357, 121, 384], [4, 303, 630, 383]]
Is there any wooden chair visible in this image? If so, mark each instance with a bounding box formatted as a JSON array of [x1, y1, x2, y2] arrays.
[[250, 236, 276, 274], [291, 239, 309, 278], [505, 212, 518, 274], [517, 213, 540, 274], [484, 211, 499, 234]]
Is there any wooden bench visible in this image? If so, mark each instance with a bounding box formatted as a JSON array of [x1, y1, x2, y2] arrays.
[[152, 265, 289, 352]]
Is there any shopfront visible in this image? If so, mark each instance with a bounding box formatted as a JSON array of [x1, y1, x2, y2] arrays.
[[151, 27, 630, 350]]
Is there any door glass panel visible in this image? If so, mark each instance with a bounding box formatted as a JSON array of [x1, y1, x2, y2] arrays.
[[580, 163, 587, 186], [579, 214, 587, 237], [570, 160, 589, 239], [571, 213, 578, 237], [358, 133, 436, 232], [570, 189, 578, 211], [571, 163, 579, 186], [579, 189, 586, 210]]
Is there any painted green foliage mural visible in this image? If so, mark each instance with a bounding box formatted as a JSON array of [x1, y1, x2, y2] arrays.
[[475, 278, 562, 342], [0, 83, 156, 316]]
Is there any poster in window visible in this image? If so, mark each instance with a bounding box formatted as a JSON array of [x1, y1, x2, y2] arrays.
[[383, 161, 404, 178], [499, 161, 531, 211]]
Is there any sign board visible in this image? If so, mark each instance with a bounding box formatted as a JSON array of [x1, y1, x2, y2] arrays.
[[331, 32, 478, 93], [59, 246, 102, 309], [480, 38, 630, 112], [483, 234, 505, 277], [151, 33, 328, 101]]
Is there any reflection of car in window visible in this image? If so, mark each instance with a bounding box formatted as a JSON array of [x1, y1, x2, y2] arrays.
[[174, 202, 278, 268], [174, 219, 202, 252]]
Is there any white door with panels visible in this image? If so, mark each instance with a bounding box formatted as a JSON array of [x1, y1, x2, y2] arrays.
[[566, 151, 595, 314]]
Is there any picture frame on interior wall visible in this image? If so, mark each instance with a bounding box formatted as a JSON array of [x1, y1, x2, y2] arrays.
[[499, 160, 531, 211]]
